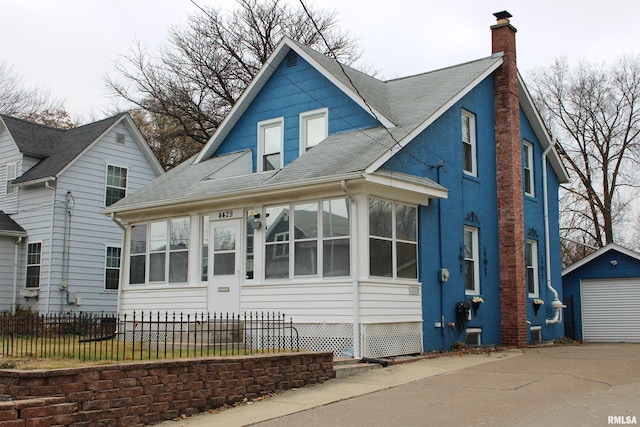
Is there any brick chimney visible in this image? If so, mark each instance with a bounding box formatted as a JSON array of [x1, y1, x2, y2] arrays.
[[492, 11, 528, 348]]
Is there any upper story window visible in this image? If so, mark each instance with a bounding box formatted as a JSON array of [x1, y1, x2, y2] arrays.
[[523, 141, 535, 196], [258, 118, 284, 172], [526, 239, 539, 297], [368, 198, 418, 279], [264, 198, 350, 280], [464, 226, 480, 294], [26, 242, 42, 288], [5, 162, 17, 195], [300, 108, 328, 153], [105, 165, 128, 206], [462, 110, 477, 176], [129, 218, 190, 285], [105, 246, 121, 290]]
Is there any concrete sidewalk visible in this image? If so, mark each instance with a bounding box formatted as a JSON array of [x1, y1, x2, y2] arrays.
[[157, 350, 523, 427]]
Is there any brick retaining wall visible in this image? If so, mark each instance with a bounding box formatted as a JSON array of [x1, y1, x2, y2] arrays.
[[0, 352, 333, 426]]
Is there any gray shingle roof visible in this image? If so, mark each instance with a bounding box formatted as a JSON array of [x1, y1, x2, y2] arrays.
[[0, 211, 26, 236], [1, 114, 126, 184], [107, 41, 500, 214]]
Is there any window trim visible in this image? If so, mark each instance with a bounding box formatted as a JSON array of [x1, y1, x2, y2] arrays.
[[257, 117, 284, 172], [462, 109, 477, 177], [104, 245, 121, 291], [26, 241, 42, 289], [299, 108, 328, 153], [464, 226, 480, 295], [264, 198, 350, 280], [128, 218, 191, 286], [5, 162, 17, 195], [526, 239, 539, 297], [105, 164, 128, 207], [523, 140, 535, 197], [368, 197, 418, 280]]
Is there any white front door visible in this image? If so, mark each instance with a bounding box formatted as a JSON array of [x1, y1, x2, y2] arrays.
[[208, 218, 242, 314]]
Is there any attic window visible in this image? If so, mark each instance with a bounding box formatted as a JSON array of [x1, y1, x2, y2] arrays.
[[287, 51, 298, 67], [116, 133, 126, 144]]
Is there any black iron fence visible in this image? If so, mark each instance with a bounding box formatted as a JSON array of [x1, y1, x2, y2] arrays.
[[0, 310, 299, 362]]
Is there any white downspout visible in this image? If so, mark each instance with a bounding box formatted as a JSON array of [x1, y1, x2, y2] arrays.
[[12, 236, 23, 314], [45, 180, 56, 314], [341, 180, 360, 358], [111, 212, 127, 315], [542, 141, 565, 325]]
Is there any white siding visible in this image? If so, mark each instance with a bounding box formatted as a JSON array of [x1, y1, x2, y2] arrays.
[[0, 126, 22, 214], [0, 236, 19, 311], [241, 280, 354, 322], [581, 278, 640, 343], [52, 122, 161, 313], [359, 281, 423, 323], [118, 286, 208, 315]]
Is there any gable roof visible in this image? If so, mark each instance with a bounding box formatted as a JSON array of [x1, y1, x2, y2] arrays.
[[1, 113, 163, 185], [193, 37, 568, 183], [562, 243, 640, 276], [0, 211, 26, 237], [108, 37, 569, 215]]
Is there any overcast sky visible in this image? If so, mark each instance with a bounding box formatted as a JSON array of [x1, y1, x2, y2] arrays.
[[1, 0, 639, 122]]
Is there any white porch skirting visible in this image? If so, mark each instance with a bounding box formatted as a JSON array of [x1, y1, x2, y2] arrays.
[[293, 321, 423, 358]]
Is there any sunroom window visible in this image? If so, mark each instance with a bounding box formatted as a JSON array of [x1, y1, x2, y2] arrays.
[[129, 218, 190, 285], [368, 198, 417, 279], [264, 198, 350, 280]]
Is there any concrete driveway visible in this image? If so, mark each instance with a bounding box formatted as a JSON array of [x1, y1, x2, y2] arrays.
[[159, 343, 640, 427]]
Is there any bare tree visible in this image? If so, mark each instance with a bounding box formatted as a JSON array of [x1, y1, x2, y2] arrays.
[[106, 0, 360, 168], [0, 61, 67, 122], [528, 56, 640, 264]]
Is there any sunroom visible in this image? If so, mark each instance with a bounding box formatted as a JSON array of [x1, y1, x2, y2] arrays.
[[108, 134, 448, 358]]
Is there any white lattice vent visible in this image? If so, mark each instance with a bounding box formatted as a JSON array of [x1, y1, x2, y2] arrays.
[[361, 322, 423, 358], [294, 323, 354, 356]]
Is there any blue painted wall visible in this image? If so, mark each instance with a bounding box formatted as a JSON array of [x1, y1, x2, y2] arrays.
[[214, 52, 380, 169], [385, 76, 566, 349], [211, 49, 567, 351], [563, 250, 640, 340]]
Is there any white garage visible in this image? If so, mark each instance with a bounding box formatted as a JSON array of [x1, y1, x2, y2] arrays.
[[581, 278, 640, 342]]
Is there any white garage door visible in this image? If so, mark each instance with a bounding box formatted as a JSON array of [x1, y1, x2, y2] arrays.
[[581, 278, 640, 342]]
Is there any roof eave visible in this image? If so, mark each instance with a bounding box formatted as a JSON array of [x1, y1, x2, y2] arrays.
[[12, 176, 56, 187], [562, 243, 640, 276]]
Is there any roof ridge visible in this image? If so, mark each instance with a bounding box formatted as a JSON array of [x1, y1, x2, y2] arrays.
[[385, 54, 503, 83]]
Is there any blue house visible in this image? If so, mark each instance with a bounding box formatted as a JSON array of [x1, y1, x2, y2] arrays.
[[105, 11, 569, 357], [562, 244, 640, 343]]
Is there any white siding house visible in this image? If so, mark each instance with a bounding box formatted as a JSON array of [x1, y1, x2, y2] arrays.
[[0, 113, 163, 313]]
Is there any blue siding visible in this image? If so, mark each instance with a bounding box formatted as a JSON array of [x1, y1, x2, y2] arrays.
[[214, 55, 379, 168], [563, 250, 640, 340]]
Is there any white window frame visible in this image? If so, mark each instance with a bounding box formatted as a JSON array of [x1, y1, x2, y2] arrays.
[[104, 245, 121, 291], [128, 218, 190, 285], [5, 162, 17, 195], [526, 239, 539, 297], [464, 226, 480, 295], [264, 198, 350, 280], [465, 328, 482, 346], [26, 241, 42, 288], [524, 140, 535, 196], [200, 215, 209, 282], [462, 109, 477, 176], [299, 108, 328, 153], [105, 164, 128, 207], [368, 198, 418, 280], [257, 117, 284, 172]]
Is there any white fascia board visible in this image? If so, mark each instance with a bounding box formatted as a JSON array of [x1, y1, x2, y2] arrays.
[[518, 74, 570, 184], [13, 176, 56, 188], [364, 173, 449, 200], [365, 57, 503, 174], [289, 42, 395, 129], [0, 230, 27, 238], [194, 39, 291, 164], [122, 113, 165, 175]]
